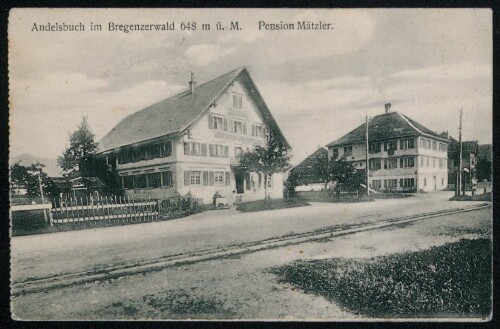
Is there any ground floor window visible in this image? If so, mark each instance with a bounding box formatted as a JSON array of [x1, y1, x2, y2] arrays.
[[122, 171, 174, 189], [400, 178, 415, 187], [190, 171, 202, 185], [148, 172, 162, 188], [214, 171, 225, 185], [162, 171, 173, 187], [134, 174, 147, 189], [384, 179, 398, 189], [371, 180, 382, 190]]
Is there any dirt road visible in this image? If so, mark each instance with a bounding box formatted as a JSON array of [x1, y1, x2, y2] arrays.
[[10, 194, 491, 320]]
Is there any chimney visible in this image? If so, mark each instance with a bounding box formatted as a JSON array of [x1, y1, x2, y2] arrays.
[[189, 72, 196, 94], [384, 103, 391, 113]]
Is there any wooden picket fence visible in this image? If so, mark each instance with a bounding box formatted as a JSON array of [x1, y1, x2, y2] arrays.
[[50, 195, 159, 226], [50, 194, 202, 227]]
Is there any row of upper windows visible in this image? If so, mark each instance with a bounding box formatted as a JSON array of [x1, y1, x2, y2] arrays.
[[332, 137, 447, 158], [184, 142, 246, 158], [118, 141, 172, 164], [368, 156, 447, 170], [420, 138, 447, 152], [368, 156, 415, 170], [421, 156, 447, 169], [208, 114, 266, 137], [184, 142, 229, 158]]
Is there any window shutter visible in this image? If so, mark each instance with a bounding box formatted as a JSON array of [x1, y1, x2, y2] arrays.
[[208, 115, 213, 129], [203, 171, 208, 186], [184, 171, 190, 186], [209, 171, 214, 186], [251, 125, 256, 136], [258, 173, 262, 187], [209, 144, 214, 156], [225, 172, 230, 186], [242, 123, 247, 135], [245, 174, 251, 190], [268, 175, 272, 188], [184, 142, 190, 155], [224, 146, 229, 157], [400, 179, 403, 187], [223, 118, 228, 131], [400, 140, 404, 149], [201, 143, 207, 156], [170, 171, 175, 187], [229, 120, 234, 133], [400, 158, 403, 167]]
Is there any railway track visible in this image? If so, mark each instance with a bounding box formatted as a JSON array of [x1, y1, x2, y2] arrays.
[[11, 203, 491, 297]]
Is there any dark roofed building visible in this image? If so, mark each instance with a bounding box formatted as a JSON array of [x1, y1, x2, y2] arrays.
[[96, 67, 289, 204], [289, 148, 328, 189], [326, 104, 449, 192]]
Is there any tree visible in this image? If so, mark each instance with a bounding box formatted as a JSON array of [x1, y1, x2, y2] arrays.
[[311, 152, 364, 194], [10, 161, 58, 198], [237, 122, 291, 200], [476, 157, 492, 182], [58, 116, 99, 172]]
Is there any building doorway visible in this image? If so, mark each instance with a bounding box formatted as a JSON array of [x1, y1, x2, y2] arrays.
[[235, 171, 245, 194]]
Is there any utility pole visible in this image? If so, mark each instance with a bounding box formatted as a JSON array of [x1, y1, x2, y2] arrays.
[[457, 109, 463, 196], [365, 114, 370, 196]]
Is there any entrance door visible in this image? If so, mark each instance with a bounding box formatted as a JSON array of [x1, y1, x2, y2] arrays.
[[235, 171, 244, 194]]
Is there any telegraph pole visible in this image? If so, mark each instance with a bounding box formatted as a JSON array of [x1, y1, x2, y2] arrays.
[[365, 114, 370, 196], [457, 109, 463, 196]]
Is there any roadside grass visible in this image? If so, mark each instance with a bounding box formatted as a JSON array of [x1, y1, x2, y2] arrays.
[[272, 238, 492, 318], [449, 192, 492, 202], [236, 198, 309, 212]]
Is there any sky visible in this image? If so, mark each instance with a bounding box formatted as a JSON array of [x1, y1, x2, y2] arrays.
[[9, 8, 492, 165]]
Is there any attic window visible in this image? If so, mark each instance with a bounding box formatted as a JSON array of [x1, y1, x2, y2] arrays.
[[233, 94, 242, 109]]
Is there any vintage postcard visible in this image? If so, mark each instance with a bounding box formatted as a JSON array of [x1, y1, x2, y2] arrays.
[[8, 8, 492, 321]]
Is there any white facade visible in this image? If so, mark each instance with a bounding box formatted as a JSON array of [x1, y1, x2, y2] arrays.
[[112, 80, 284, 204], [328, 136, 448, 192]]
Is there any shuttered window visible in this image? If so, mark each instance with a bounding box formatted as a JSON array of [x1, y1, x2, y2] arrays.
[[208, 144, 229, 157], [214, 171, 224, 185], [162, 171, 173, 187], [400, 156, 415, 168], [190, 171, 202, 186], [118, 141, 172, 164], [225, 172, 231, 186]]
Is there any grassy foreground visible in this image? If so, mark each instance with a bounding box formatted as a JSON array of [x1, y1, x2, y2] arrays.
[[236, 198, 309, 212], [272, 238, 491, 318]]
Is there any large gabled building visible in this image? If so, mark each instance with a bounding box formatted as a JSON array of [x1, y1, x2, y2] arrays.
[[326, 104, 449, 192], [96, 68, 289, 204]]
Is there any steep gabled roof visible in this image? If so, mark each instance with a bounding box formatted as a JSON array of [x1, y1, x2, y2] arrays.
[[290, 147, 328, 185], [291, 148, 328, 173], [97, 67, 289, 153], [326, 111, 447, 147]]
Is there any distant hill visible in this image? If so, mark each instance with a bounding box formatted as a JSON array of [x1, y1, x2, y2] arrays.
[[10, 154, 62, 177]]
